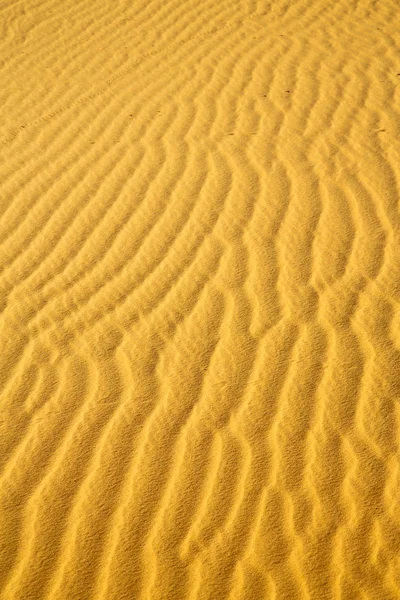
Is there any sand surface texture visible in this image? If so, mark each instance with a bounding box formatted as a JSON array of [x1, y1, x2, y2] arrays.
[[1, 0, 400, 598]]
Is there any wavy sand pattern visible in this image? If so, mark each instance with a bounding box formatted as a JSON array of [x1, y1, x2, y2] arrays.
[[1, 0, 400, 598]]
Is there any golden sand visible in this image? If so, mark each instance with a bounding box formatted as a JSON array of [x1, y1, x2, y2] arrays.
[[1, 0, 400, 598]]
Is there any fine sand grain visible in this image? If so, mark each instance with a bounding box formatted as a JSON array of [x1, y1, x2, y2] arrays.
[[1, 0, 400, 598]]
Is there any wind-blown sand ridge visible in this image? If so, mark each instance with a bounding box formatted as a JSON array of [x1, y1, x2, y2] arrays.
[[1, 0, 400, 598]]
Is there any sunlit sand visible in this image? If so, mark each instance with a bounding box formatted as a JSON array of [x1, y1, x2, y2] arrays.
[[1, 0, 400, 598]]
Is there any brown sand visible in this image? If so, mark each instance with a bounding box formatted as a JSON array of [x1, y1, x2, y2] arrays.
[[1, 0, 400, 598]]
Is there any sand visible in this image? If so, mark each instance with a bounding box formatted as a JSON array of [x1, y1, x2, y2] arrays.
[[1, 0, 400, 598]]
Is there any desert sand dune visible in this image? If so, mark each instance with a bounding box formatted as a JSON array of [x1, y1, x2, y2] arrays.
[[1, 0, 400, 598]]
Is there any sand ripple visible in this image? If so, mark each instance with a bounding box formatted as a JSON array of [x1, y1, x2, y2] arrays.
[[1, 0, 400, 598]]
